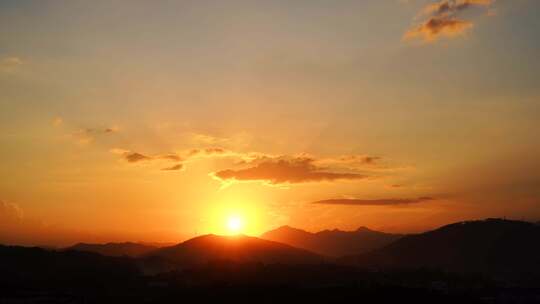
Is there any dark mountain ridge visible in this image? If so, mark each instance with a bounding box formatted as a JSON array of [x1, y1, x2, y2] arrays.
[[261, 225, 402, 256], [67, 242, 158, 257], [3, 220, 540, 302], [0, 244, 140, 289], [342, 218, 540, 276], [145, 234, 325, 268]]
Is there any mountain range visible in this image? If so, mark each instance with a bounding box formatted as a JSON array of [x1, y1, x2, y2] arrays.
[[65, 226, 400, 259], [67, 242, 158, 257], [341, 218, 540, 275], [3, 218, 540, 303], [145, 234, 324, 267], [7, 218, 539, 278], [261, 225, 402, 257]]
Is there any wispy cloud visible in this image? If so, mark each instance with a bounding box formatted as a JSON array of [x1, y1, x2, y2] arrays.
[[111, 145, 259, 174], [187, 147, 230, 157], [110, 149, 183, 172], [71, 127, 119, 145], [405, 18, 473, 42], [404, 0, 493, 42], [0, 200, 23, 222], [111, 149, 178, 163], [124, 152, 152, 163], [312, 197, 435, 206], [159, 154, 183, 162], [53, 118, 119, 145], [110, 146, 406, 182], [161, 164, 184, 171], [51, 117, 63, 127], [212, 156, 368, 186], [0, 56, 23, 72]]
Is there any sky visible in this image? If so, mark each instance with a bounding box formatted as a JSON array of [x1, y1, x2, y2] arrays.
[[1, 0, 540, 246]]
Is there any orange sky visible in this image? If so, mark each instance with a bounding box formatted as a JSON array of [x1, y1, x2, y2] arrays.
[[1, 0, 540, 246]]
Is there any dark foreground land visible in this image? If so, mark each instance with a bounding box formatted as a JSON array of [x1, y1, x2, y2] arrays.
[[2, 219, 540, 303], [1, 247, 540, 304]]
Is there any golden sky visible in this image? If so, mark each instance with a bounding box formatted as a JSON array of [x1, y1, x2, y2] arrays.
[[1, 0, 540, 246]]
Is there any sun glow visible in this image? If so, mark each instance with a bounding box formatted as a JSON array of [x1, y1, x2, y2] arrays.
[[203, 191, 265, 236], [226, 215, 244, 234]]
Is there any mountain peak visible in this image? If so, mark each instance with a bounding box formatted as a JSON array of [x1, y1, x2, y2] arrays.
[[261, 225, 403, 257], [355, 226, 373, 232], [272, 225, 308, 233], [145, 234, 323, 268]]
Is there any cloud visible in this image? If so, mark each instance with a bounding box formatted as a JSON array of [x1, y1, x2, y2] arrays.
[[184, 147, 266, 163], [187, 147, 229, 157], [0, 200, 23, 223], [422, 0, 492, 16], [111, 145, 267, 175], [312, 197, 435, 206], [334, 155, 382, 165], [315, 154, 411, 173], [69, 126, 119, 145], [212, 157, 367, 185], [160, 154, 183, 162], [78, 127, 119, 135], [405, 17, 473, 41], [112, 146, 237, 165], [51, 117, 63, 127], [362, 156, 382, 164], [111, 149, 183, 171], [111, 149, 173, 163], [110, 146, 404, 182], [161, 164, 183, 171], [124, 152, 152, 163], [186, 131, 252, 149], [0, 56, 23, 72], [405, 0, 493, 42], [51, 118, 120, 145]]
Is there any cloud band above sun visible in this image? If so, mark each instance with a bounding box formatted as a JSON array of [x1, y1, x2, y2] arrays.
[[109, 144, 394, 186], [212, 157, 368, 185]]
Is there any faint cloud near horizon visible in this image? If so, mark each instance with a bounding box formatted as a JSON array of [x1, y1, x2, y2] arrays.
[[0, 200, 24, 223], [0, 56, 24, 73]]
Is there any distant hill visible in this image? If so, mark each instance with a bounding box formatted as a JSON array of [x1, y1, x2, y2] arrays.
[[341, 219, 540, 275], [0, 245, 139, 287], [145, 234, 324, 268], [68, 242, 158, 257], [261, 226, 402, 257]]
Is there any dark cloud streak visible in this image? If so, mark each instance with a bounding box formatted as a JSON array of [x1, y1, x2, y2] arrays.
[[312, 197, 435, 206]]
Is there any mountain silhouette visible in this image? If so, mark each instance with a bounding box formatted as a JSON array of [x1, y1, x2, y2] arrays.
[[3, 220, 540, 302], [0, 244, 139, 288], [261, 225, 402, 257], [0, 244, 497, 303], [342, 218, 540, 275], [68, 242, 158, 257], [145, 234, 324, 267]]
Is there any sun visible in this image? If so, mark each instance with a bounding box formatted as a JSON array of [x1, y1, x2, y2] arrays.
[[226, 215, 244, 234]]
